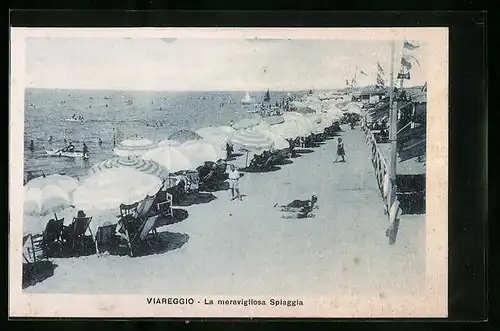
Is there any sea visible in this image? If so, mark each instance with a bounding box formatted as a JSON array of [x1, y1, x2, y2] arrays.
[[24, 88, 305, 179]]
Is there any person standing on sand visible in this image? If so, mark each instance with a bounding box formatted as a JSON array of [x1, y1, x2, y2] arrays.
[[227, 164, 243, 201], [334, 138, 346, 163]]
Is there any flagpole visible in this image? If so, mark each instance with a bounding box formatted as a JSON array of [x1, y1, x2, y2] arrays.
[[388, 40, 397, 209]]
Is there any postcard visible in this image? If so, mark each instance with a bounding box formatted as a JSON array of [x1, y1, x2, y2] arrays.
[[9, 27, 448, 318]]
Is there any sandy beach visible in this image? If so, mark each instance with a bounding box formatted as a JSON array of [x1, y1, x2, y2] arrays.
[[24, 125, 425, 297]]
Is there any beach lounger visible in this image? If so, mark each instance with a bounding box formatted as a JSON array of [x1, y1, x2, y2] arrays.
[[157, 192, 173, 218], [118, 195, 160, 256], [28, 215, 65, 260], [61, 216, 93, 253], [95, 223, 120, 254]]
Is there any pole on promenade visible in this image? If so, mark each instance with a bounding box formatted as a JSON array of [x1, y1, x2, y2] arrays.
[[387, 40, 401, 245]]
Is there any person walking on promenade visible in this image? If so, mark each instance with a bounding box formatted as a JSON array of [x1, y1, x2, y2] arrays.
[[227, 164, 243, 201], [334, 138, 346, 163]]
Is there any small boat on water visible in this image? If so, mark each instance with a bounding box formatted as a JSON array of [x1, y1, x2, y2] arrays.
[[241, 92, 254, 105], [65, 118, 84, 122], [45, 149, 90, 159], [263, 89, 271, 102]]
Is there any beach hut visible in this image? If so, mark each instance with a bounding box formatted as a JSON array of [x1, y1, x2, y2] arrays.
[[89, 155, 169, 180], [114, 138, 158, 157]]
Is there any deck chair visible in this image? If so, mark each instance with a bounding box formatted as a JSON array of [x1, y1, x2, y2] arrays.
[[118, 195, 158, 256], [28, 214, 65, 261], [157, 192, 173, 218], [95, 223, 119, 254], [62, 216, 93, 253]]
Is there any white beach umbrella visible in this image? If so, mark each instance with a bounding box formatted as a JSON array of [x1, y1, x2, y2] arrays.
[[143, 146, 198, 173], [255, 127, 290, 150], [262, 115, 285, 126], [231, 118, 261, 130], [283, 112, 315, 134], [25, 173, 79, 193], [158, 139, 182, 147], [196, 126, 233, 150], [24, 185, 72, 216], [73, 168, 162, 211], [114, 138, 158, 157], [24, 174, 79, 216], [180, 140, 226, 166], [89, 155, 169, 180], [271, 120, 310, 139]]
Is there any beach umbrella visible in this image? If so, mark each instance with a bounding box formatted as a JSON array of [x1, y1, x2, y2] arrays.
[[195, 126, 233, 148], [158, 139, 182, 147], [290, 101, 316, 114], [114, 138, 158, 157], [180, 140, 226, 166], [231, 118, 261, 130], [255, 127, 290, 150], [167, 129, 203, 144], [143, 146, 198, 173], [25, 174, 79, 193], [230, 128, 273, 167], [306, 114, 325, 134], [283, 112, 315, 134], [345, 103, 363, 115], [89, 155, 169, 180], [271, 120, 310, 139], [24, 185, 72, 216], [73, 168, 162, 211], [262, 115, 285, 126]]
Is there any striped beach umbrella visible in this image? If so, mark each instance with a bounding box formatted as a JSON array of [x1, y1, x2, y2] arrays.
[[114, 138, 158, 157], [255, 127, 290, 150], [230, 128, 273, 151], [89, 155, 169, 179], [168, 129, 202, 144]]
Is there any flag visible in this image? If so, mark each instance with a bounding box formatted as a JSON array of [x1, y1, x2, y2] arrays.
[[397, 72, 411, 80], [421, 81, 427, 92], [403, 40, 419, 50], [377, 62, 384, 73], [404, 54, 421, 66], [376, 73, 385, 86], [356, 66, 368, 76], [401, 56, 412, 70]]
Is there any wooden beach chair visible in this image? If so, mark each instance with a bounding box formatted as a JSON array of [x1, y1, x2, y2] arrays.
[[157, 192, 173, 218], [28, 214, 65, 260], [62, 215, 93, 253], [118, 195, 160, 257]]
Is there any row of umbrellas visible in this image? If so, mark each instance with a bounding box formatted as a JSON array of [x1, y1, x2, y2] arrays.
[[23, 98, 351, 227]]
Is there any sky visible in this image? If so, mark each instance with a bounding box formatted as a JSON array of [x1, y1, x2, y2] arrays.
[[25, 38, 427, 91]]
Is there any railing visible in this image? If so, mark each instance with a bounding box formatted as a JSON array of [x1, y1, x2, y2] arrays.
[[363, 124, 401, 245]]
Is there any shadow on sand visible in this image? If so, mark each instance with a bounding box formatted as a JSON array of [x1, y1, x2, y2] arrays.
[[199, 180, 230, 192], [131, 231, 190, 257], [295, 148, 315, 154], [174, 192, 218, 207], [274, 159, 294, 166], [239, 165, 282, 173], [155, 208, 189, 227], [23, 261, 58, 289]]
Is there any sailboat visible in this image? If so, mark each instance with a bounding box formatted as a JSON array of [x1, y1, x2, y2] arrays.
[[241, 92, 254, 105], [263, 89, 271, 102]]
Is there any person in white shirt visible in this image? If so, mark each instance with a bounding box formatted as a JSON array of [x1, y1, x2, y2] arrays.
[[227, 164, 243, 201]]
